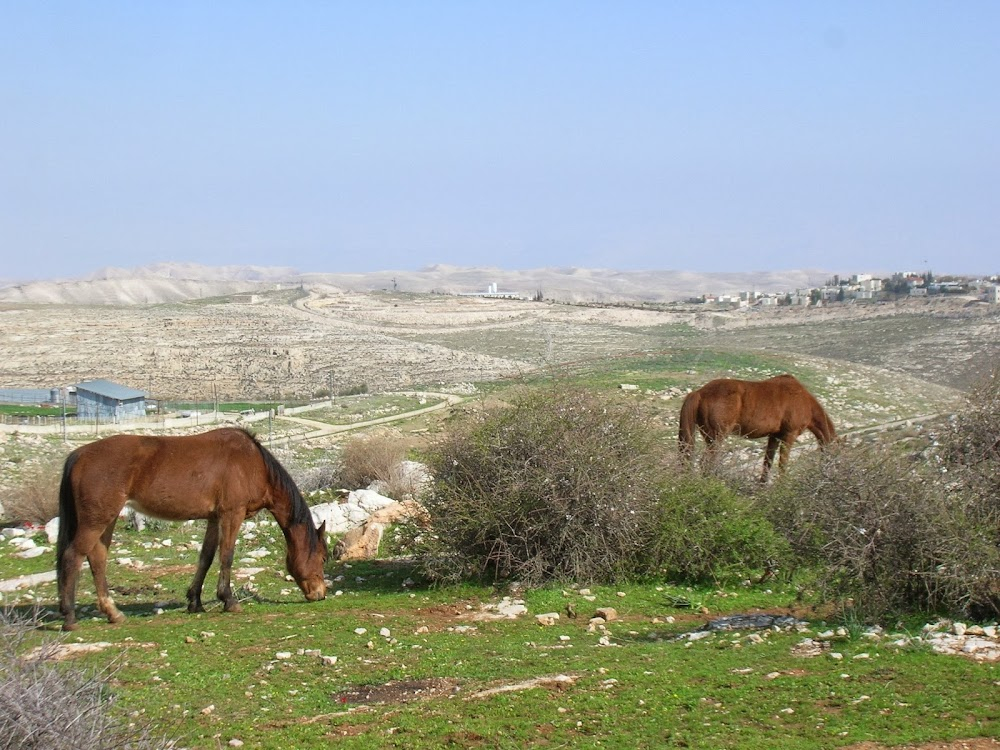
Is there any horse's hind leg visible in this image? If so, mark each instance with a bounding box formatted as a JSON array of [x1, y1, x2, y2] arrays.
[[90, 519, 126, 625], [215, 513, 246, 613], [700, 433, 721, 474], [59, 543, 87, 631], [187, 518, 220, 613]]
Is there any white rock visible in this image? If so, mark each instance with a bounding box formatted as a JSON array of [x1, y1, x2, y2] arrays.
[[309, 502, 351, 534], [498, 602, 528, 618], [16, 547, 47, 559], [45, 517, 60, 544], [1, 528, 25, 538]]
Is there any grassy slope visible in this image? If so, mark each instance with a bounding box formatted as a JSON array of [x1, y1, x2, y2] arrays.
[[2, 301, 997, 748], [3, 526, 997, 750]]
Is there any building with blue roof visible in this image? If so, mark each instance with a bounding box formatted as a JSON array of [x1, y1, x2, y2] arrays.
[[75, 379, 148, 423]]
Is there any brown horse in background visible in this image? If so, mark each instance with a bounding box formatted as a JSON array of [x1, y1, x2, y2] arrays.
[[56, 427, 328, 630], [678, 374, 836, 481]]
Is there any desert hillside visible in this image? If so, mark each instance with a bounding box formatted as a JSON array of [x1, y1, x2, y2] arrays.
[[1, 281, 996, 406], [0, 263, 831, 305]]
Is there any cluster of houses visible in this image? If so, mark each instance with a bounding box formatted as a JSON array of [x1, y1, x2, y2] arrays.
[[695, 273, 1000, 308]]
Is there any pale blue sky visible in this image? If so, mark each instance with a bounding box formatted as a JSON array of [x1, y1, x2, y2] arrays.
[[2, 2, 997, 281]]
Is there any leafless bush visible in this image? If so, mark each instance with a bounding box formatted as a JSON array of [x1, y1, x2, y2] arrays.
[[764, 441, 1000, 620], [419, 385, 667, 584], [940, 366, 1000, 523], [339, 430, 409, 493], [2, 458, 62, 524], [290, 460, 344, 494], [0, 607, 175, 750]]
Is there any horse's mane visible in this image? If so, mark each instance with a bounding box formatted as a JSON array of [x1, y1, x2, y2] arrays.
[[240, 429, 318, 550]]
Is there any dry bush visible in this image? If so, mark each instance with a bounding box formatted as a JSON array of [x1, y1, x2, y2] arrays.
[[3, 458, 62, 524], [940, 366, 1000, 522], [0, 607, 174, 750], [419, 385, 667, 585], [764, 441, 1000, 620], [290, 460, 343, 495], [339, 430, 410, 493]]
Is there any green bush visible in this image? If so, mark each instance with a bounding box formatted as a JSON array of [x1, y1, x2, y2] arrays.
[[654, 475, 791, 585], [419, 385, 667, 584]]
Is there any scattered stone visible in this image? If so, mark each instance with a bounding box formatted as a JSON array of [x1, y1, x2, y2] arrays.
[[595, 607, 618, 622], [535, 613, 560, 626], [16, 547, 47, 559]]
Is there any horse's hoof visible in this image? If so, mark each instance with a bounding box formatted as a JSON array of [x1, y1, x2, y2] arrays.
[[187, 604, 206, 614], [62, 622, 78, 632], [109, 613, 126, 624], [224, 602, 243, 614]]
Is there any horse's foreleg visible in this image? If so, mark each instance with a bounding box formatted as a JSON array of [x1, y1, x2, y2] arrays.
[[90, 519, 125, 625], [778, 435, 798, 474], [215, 514, 245, 613], [187, 518, 220, 613]]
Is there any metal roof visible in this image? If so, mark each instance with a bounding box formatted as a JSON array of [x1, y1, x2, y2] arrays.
[[75, 379, 147, 400]]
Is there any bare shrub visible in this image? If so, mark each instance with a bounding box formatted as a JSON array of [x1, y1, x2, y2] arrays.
[[0, 607, 175, 750], [419, 385, 667, 584], [290, 460, 344, 494], [941, 366, 1000, 521], [3, 458, 62, 524], [936, 365, 1000, 616], [764, 441, 1000, 620], [339, 430, 409, 492]]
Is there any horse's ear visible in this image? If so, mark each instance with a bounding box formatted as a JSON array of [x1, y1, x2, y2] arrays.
[[317, 520, 326, 536]]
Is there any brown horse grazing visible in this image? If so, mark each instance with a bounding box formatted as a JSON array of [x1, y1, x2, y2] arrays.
[[678, 374, 836, 481], [56, 427, 327, 631]]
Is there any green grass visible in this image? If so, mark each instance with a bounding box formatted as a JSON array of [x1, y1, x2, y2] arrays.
[[0, 404, 76, 417], [3, 521, 998, 749], [159, 401, 281, 413]]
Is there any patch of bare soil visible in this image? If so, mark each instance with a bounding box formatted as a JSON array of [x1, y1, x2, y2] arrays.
[[845, 740, 1000, 750], [332, 677, 462, 705]]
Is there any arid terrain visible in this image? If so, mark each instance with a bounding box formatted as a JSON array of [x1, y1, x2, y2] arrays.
[[1, 273, 997, 421]]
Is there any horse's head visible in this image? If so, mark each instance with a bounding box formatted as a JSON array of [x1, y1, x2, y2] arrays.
[[285, 520, 328, 602]]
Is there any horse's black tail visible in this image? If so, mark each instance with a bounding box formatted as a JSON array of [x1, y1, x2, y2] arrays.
[[56, 450, 81, 591]]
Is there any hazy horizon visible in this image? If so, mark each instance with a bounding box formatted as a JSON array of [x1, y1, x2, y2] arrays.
[[3, 3, 998, 281]]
